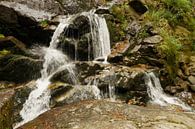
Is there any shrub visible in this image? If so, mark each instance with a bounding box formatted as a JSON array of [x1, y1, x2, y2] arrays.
[[162, 0, 192, 12], [158, 30, 182, 80]]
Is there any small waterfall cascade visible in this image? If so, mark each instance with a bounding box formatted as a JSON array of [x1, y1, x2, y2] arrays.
[[145, 72, 192, 111], [14, 9, 112, 128], [50, 16, 75, 49], [108, 83, 116, 101], [82, 10, 111, 63], [89, 79, 102, 99], [89, 70, 116, 101], [14, 16, 77, 129]]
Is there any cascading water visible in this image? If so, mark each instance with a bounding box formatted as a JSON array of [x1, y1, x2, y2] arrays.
[[14, 9, 112, 128], [14, 17, 77, 129], [145, 72, 192, 111], [82, 10, 111, 63]]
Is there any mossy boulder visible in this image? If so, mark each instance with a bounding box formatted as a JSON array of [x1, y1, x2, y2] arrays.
[[0, 55, 42, 83]]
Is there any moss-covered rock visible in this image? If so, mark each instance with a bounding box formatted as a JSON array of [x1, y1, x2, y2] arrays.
[[0, 55, 42, 83]]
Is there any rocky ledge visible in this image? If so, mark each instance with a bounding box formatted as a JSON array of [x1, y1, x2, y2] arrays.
[[19, 100, 195, 129]]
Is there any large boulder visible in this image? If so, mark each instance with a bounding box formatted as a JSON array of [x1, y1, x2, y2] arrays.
[[20, 100, 195, 129], [49, 82, 100, 107], [129, 0, 148, 14], [0, 3, 53, 46], [0, 55, 42, 83], [124, 34, 163, 67]]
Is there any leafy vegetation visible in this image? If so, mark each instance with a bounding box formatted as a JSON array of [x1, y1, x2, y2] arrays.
[[39, 20, 49, 28], [158, 30, 182, 79], [108, 2, 133, 42], [143, 0, 194, 79]]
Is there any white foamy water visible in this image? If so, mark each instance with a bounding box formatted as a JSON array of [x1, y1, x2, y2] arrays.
[[145, 72, 192, 111], [14, 10, 112, 128], [14, 17, 77, 129], [108, 83, 116, 101], [49, 16, 75, 48], [82, 10, 111, 62]]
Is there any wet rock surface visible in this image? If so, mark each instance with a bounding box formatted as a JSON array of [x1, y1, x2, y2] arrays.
[[20, 100, 195, 129], [51, 61, 154, 104], [13, 81, 35, 123]]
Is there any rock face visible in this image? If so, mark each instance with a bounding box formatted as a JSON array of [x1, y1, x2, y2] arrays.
[[0, 89, 14, 129], [0, 0, 97, 15], [51, 61, 154, 104], [0, 3, 53, 46], [19, 100, 195, 129]]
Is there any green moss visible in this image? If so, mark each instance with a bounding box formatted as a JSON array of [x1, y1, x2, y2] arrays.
[[158, 30, 182, 80], [162, 0, 192, 12], [0, 49, 11, 57], [39, 20, 49, 28], [108, 2, 133, 42], [0, 34, 5, 39]]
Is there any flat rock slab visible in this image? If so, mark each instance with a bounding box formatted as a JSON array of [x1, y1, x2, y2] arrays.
[[19, 100, 195, 129]]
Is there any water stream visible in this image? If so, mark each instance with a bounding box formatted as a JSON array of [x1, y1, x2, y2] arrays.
[[14, 10, 112, 128], [145, 72, 192, 111], [14, 17, 77, 129], [82, 10, 111, 63]]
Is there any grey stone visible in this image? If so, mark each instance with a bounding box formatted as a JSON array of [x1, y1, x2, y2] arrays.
[[143, 35, 163, 44], [188, 76, 195, 85]]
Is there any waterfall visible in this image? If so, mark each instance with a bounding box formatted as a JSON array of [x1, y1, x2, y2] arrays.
[[14, 9, 112, 128], [108, 84, 116, 101], [14, 17, 77, 129], [49, 16, 75, 49], [82, 10, 111, 63], [145, 72, 192, 111]]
